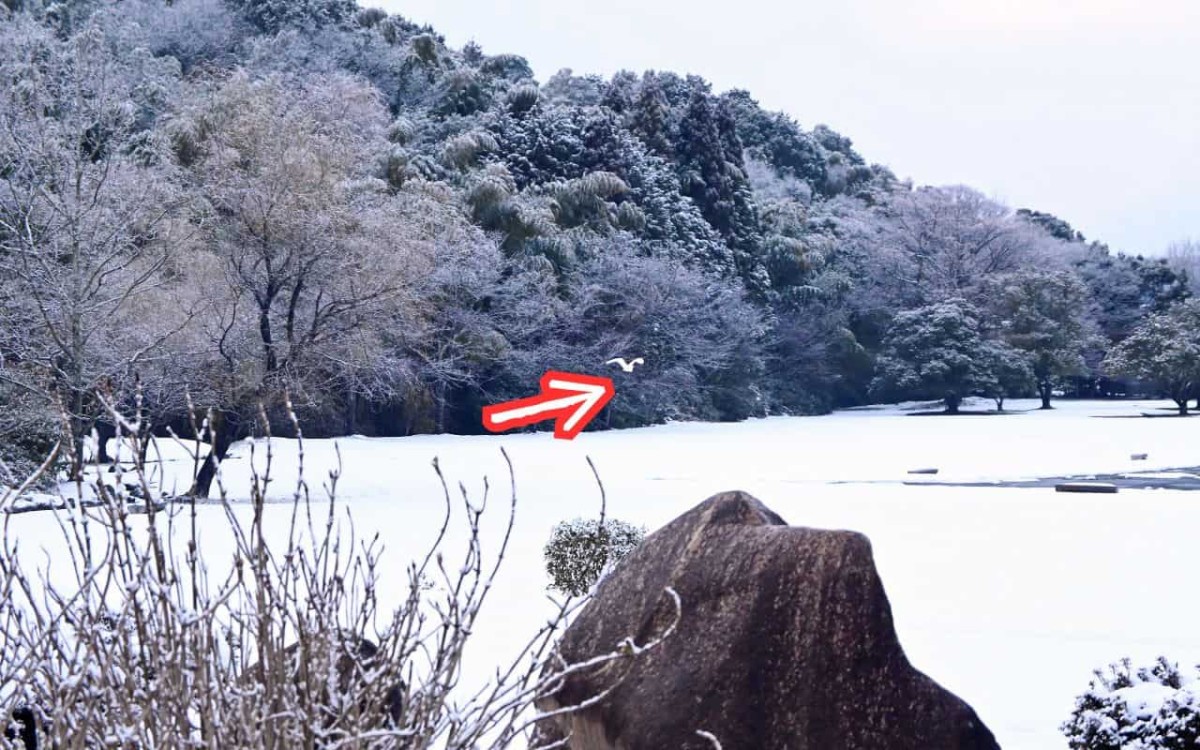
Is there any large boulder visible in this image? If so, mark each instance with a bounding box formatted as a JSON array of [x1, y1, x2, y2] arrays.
[[535, 491, 1000, 750]]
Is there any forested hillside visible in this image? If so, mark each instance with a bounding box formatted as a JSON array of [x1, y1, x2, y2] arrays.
[[0, 0, 1193, 489]]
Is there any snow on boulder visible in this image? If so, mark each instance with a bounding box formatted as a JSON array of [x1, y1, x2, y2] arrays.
[[535, 490, 1000, 749]]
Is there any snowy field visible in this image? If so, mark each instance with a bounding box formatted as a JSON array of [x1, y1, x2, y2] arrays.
[[9, 397, 1200, 749]]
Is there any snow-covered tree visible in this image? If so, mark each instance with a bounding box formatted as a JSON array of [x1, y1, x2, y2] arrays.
[[628, 73, 672, 157], [870, 299, 994, 414], [0, 377, 63, 489], [1016, 208, 1086, 243], [980, 340, 1035, 411], [376, 186, 538, 435], [486, 235, 768, 426], [0, 16, 190, 475], [541, 68, 604, 107], [170, 71, 423, 494], [92, 0, 250, 73], [720, 89, 829, 191], [878, 185, 1057, 306], [984, 269, 1091, 408], [1102, 302, 1200, 415], [674, 86, 768, 291], [485, 105, 735, 272]]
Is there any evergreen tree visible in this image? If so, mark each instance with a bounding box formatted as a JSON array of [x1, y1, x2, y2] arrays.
[[629, 73, 672, 157], [1103, 303, 1200, 415], [984, 270, 1091, 408], [980, 340, 1035, 411], [601, 69, 638, 114], [870, 299, 995, 414], [720, 90, 827, 188], [675, 90, 767, 291]]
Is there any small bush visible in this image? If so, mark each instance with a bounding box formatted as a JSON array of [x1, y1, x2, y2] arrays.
[[544, 517, 645, 596], [1062, 657, 1200, 750]]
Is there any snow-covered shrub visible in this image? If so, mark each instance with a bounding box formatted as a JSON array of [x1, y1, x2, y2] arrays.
[[1062, 657, 1200, 749], [544, 517, 645, 596]]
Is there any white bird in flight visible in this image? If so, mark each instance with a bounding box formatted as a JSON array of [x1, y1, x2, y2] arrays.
[[606, 357, 644, 373]]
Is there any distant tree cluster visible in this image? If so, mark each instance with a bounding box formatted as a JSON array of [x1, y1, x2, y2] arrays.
[[869, 269, 1096, 413], [870, 299, 1030, 414], [0, 0, 1195, 489]]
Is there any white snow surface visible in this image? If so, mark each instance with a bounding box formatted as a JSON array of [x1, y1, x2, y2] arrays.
[[10, 397, 1200, 749]]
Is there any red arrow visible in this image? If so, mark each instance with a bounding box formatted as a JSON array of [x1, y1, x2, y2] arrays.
[[482, 370, 615, 440]]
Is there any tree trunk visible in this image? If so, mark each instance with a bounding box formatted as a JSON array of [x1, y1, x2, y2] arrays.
[[66, 311, 88, 481], [1176, 399, 1189, 416], [95, 420, 115, 465], [1039, 381, 1053, 409], [190, 409, 243, 498], [137, 427, 152, 468], [945, 394, 961, 414], [70, 386, 87, 482], [136, 397, 152, 468], [437, 381, 446, 433], [344, 390, 358, 436], [994, 397, 1005, 412], [259, 306, 277, 373]]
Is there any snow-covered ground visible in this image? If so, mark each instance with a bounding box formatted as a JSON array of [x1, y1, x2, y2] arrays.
[[8, 397, 1200, 748]]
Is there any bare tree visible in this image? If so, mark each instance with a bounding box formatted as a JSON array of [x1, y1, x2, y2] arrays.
[[876, 185, 1059, 306], [169, 71, 427, 494], [0, 17, 192, 478], [368, 185, 524, 435], [1165, 239, 1200, 293]]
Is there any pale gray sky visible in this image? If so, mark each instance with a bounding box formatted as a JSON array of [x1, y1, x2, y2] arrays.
[[374, 0, 1199, 255]]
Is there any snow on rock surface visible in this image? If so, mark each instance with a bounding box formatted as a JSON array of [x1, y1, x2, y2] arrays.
[[6, 398, 1200, 749]]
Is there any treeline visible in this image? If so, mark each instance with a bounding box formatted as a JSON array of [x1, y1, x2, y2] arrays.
[[0, 0, 1194, 491]]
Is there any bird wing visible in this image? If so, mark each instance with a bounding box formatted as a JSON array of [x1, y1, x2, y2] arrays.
[[605, 358, 627, 367], [632, 357, 645, 365]]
